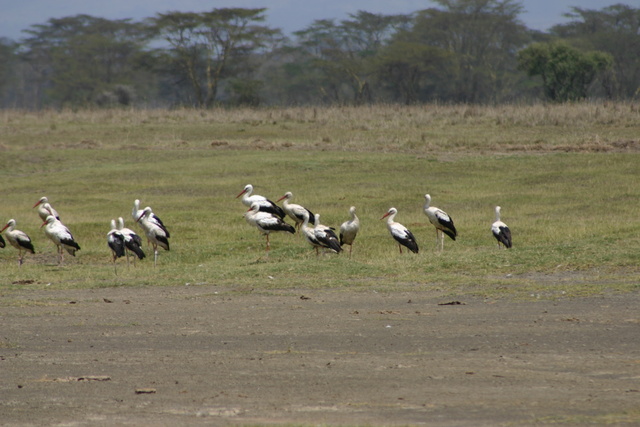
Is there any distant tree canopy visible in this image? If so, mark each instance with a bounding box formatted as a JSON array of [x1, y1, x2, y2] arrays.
[[1, 1, 638, 108]]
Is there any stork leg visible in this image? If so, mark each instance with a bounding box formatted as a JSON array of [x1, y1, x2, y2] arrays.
[[348, 244, 353, 259], [398, 244, 403, 254], [18, 250, 24, 267]]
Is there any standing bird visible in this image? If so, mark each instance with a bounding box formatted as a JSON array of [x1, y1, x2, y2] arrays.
[[107, 219, 126, 274], [132, 199, 170, 240], [41, 215, 80, 264], [276, 191, 315, 230], [244, 202, 295, 253], [423, 194, 457, 251], [236, 184, 286, 219], [0, 233, 5, 248], [300, 212, 332, 255], [313, 213, 342, 254], [117, 217, 146, 262], [339, 206, 360, 258], [137, 207, 170, 267], [33, 196, 60, 221], [1, 219, 35, 265], [491, 206, 512, 249], [381, 207, 419, 254]]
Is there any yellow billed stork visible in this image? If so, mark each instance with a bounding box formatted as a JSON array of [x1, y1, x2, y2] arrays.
[[339, 206, 360, 258], [491, 206, 512, 249], [423, 194, 457, 251], [236, 184, 285, 219], [41, 215, 80, 264], [1, 219, 35, 266], [33, 197, 60, 221], [137, 207, 169, 267], [276, 191, 315, 230], [381, 207, 419, 254], [244, 202, 295, 253]]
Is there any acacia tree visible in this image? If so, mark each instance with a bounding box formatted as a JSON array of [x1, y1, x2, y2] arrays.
[[517, 41, 613, 101], [149, 8, 281, 107], [407, 0, 530, 102], [21, 15, 149, 107]]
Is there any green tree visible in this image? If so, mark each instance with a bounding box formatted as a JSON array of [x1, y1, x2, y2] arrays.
[[550, 4, 640, 99], [149, 8, 282, 107], [517, 41, 613, 101], [0, 38, 18, 105], [407, 0, 530, 102], [21, 15, 150, 107]]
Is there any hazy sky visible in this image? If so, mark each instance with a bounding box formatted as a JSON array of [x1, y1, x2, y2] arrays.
[[0, 0, 628, 41]]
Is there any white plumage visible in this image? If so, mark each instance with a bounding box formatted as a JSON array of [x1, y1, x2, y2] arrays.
[[33, 197, 60, 221], [236, 184, 285, 219], [244, 202, 295, 252], [339, 206, 360, 258], [423, 194, 457, 251], [136, 206, 170, 267], [41, 215, 80, 264], [381, 207, 419, 254], [491, 206, 512, 249], [313, 213, 342, 254], [1, 219, 35, 266], [276, 191, 315, 230], [117, 217, 146, 261]]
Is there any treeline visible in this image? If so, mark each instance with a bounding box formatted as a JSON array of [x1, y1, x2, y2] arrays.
[[0, 0, 638, 109]]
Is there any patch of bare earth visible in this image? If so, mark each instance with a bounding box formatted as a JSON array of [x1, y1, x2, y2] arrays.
[[1, 285, 639, 426]]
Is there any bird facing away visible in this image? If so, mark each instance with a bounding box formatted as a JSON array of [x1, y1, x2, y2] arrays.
[[1, 219, 35, 266], [491, 206, 512, 249], [107, 219, 126, 274], [276, 191, 316, 230], [236, 184, 286, 219], [339, 206, 360, 258], [117, 217, 146, 262], [41, 215, 80, 265], [137, 207, 170, 267], [381, 207, 419, 254], [244, 202, 295, 253], [300, 212, 338, 256], [423, 194, 457, 251], [33, 197, 60, 221], [313, 213, 342, 254]]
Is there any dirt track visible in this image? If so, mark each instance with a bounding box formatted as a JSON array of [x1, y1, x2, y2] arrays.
[[2, 284, 640, 426]]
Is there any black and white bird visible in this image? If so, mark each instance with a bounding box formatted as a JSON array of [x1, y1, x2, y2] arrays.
[[381, 207, 419, 254], [276, 191, 315, 230], [0, 232, 4, 248], [244, 202, 295, 253], [33, 197, 60, 221], [136, 207, 170, 267], [491, 206, 512, 249], [313, 213, 342, 254], [1, 219, 35, 265], [107, 219, 126, 274], [41, 215, 80, 264], [132, 199, 170, 241], [236, 184, 285, 219], [339, 206, 360, 258], [423, 194, 457, 251], [300, 212, 338, 255], [117, 217, 146, 262]]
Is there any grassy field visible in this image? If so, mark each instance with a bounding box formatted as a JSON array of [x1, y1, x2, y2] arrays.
[[1, 103, 639, 298]]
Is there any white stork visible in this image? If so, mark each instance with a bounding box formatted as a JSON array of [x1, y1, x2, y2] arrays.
[[132, 199, 170, 241], [107, 219, 126, 274], [313, 213, 342, 254], [1, 219, 35, 266], [41, 215, 80, 264], [117, 217, 146, 262], [236, 184, 285, 219], [423, 194, 457, 251], [339, 206, 360, 258], [136, 207, 170, 267], [244, 202, 295, 253], [300, 212, 340, 255], [276, 191, 315, 230], [33, 197, 60, 221], [381, 207, 419, 254], [491, 206, 512, 249]]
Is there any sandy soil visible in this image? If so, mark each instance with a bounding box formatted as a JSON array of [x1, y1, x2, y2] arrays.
[[2, 284, 640, 426]]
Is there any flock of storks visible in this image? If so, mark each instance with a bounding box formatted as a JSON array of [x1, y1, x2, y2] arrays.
[[236, 184, 512, 257], [1, 185, 512, 271]]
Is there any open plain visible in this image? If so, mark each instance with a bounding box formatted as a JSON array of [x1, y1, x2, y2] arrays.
[[1, 104, 640, 425]]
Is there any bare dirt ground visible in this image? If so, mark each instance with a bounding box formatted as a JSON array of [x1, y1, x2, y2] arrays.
[[2, 284, 640, 426]]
